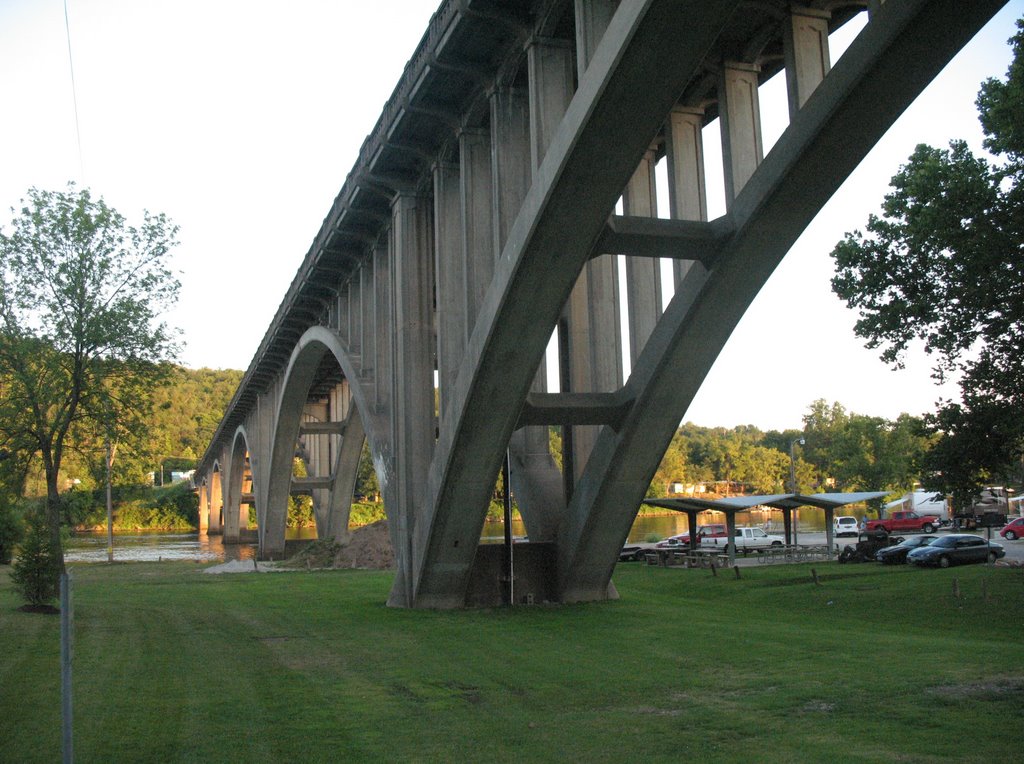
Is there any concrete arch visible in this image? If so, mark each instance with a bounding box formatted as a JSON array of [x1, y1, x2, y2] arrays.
[[262, 326, 384, 559], [224, 426, 253, 543], [209, 460, 224, 534]]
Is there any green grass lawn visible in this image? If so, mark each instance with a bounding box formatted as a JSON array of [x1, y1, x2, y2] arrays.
[[1, 560, 1021, 762]]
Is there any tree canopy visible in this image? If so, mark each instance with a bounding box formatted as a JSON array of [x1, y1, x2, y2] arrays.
[[831, 20, 1024, 506], [647, 402, 927, 500], [0, 185, 181, 557]]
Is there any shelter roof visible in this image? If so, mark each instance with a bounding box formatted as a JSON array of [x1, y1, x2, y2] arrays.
[[642, 492, 890, 514]]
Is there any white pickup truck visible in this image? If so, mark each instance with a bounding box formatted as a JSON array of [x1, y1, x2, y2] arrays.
[[700, 527, 785, 552]]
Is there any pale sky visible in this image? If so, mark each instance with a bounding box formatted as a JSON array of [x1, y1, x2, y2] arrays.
[[1, 1, 1021, 432]]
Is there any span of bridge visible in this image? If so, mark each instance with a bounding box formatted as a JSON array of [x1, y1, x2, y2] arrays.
[[196, 0, 1007, 608]]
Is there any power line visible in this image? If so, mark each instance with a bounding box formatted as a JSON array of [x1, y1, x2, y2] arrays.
[[63, 0, 85, 183]]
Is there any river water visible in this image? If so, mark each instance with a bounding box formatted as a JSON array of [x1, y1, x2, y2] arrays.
[[65, 508, 831, 563]]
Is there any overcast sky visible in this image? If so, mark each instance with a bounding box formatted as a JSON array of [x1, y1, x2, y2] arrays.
[[1, 1, 1021, 431]]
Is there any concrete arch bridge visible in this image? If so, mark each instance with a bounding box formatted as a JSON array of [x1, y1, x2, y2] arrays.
[[196, 0, 1007, 608]]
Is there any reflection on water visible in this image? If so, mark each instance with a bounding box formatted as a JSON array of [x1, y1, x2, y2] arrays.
[[64, 525, 331, 563], [65, 530, 258, 563], [65, 507, 831, 563]]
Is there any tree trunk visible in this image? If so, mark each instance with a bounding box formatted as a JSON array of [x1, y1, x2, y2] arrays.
[[44, 466, 67, 574]]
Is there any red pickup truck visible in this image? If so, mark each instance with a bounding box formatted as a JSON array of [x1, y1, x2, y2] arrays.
[[866, 511, 939, 534]]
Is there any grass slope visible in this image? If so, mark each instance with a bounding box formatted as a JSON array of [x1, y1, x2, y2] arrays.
[[1, 561, 1021, 762]]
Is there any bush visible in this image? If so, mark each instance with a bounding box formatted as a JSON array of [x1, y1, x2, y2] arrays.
[[154, 482, 198, 525], [62, 489, 103, 527], [10, 510, 62, 606], [350, 502, 387, 527], [287, 495, 314, 528], [116, 501, 194, 531], [0, 495, 23, 565]]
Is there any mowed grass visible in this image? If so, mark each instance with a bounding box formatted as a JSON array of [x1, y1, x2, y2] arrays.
[[1, 559, 1022, 763]]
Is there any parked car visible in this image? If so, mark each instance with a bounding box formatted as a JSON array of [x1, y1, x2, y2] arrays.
[[655, 533, 691, 549], [999, 516, 1024, 540], [906, 534, 1005, 568], [833, 515, 859, 537], [874, 534, 937, 565], [619, 542, 661, 562]]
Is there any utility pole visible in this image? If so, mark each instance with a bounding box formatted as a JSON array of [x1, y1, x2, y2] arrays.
[[106, 438, 115, 563]]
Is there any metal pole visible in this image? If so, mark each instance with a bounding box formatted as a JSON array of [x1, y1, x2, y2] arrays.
[[788, 438, 804, 547], [502, 451, 514, 606], [60, 571, 73, 764], [105, 439, 114, 563]]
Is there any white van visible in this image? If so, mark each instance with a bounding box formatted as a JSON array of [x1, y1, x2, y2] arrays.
[[834, 515, 859, 537]]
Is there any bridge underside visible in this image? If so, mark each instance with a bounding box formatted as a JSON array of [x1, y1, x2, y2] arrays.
[[197, 0, 1008, 608]]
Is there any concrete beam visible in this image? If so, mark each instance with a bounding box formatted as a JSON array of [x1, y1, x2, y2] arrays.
[[595, 215, 728, 265], [299, 421, 347, 436], [292, 476, 334, 492], [517, 391, 634, 430]]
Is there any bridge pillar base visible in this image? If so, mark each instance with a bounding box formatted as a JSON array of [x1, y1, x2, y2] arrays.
[[464, 542, 558, 608]]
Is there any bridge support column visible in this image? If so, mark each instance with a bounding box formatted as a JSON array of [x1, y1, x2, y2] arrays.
[[563, 1, 624, 488], [663, 104, 712, 339], [209, 466, 222, 535], [198, 481, 209, 533], [433, 160, 464, 419], [720, 60, 763, 204], [358, 263, 373, 363], [623, 145, 663, 366], [391, 193, 435, 607], [500, 40, 577, 541], [372, 241, 392, 414], [784, 7, 831, 115], [495, 84, 565, 541], [460, 129, 495, 330]]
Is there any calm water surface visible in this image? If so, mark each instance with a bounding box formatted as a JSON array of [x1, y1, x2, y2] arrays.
[[65, 509, 829, 563]]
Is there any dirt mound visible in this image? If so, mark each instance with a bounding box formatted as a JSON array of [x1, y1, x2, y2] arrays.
[[281, 520, 394, 570]]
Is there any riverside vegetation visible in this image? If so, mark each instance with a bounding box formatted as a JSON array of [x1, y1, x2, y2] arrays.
[[0, 560, 1020, 762]]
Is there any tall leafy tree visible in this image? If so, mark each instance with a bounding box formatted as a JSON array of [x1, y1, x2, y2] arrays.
[[801, 400, 926, 494], [0, 185, 181, 564], [831, 21, 1024, 504]]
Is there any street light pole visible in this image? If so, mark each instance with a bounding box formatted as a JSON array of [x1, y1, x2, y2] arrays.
[[789, 437, 805, 546]]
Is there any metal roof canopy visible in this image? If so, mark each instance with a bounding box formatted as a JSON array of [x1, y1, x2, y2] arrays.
[[643, 492, 889, 514], [642, 492, 891, 557]]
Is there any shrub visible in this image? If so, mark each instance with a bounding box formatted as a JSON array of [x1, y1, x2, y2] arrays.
[[10, 510, 62, 606], [287, 495, 314, 528], [116, 501, 194, 531], [154, 482, 198, 525], [350, 502, 387, 527], [62, 489, 103, 528]]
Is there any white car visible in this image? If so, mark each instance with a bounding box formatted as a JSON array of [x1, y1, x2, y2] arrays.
[[834, 515, 859, 537]]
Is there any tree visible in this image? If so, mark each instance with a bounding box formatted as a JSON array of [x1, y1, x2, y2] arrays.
[[10, 509, 61, 607], [801, 400, 927, 494], [0, 185, 181, 567], [831, 20, 1024, 501]]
